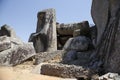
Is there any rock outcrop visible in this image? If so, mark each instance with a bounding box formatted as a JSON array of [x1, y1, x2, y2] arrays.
[[0, 43, 35, 66], [62, 50, 92, 66], [89, 26, 97, 47], [91, 0, 120, 74], [61, 21, 94, 66], [98, 73, 119, 80], [29, 9, 57, 53], [0, 25, 36, 66], [63, 36, 92, 52], [0, 24, 16, 38], [0, 36, 11, 51], [34, 50, 66, 65], [40, 63, 93, 79]]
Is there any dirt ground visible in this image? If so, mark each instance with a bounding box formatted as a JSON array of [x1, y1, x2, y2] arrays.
[[0, 61, 63, 80]]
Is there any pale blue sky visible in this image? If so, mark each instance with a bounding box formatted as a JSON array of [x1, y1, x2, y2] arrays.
[[0, 0, 93, 42]]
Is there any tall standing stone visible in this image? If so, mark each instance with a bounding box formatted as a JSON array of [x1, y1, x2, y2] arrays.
[[29, 9, 57, 52], [91, 0, 109, 46], [91, 0, 120, 73]]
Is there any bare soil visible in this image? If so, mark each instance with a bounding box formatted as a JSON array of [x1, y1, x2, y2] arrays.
[[0, 61, 63, 80]]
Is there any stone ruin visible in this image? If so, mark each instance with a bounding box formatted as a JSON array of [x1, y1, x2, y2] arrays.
[[0, 0, 120, 80], [28, 8, 96, 79], [0, 25, 36, 66], [29, 9, 57, 53]]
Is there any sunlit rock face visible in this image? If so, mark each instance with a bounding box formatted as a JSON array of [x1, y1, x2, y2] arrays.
[[29, 9, 57, 53], [0, 25, 36, 66]]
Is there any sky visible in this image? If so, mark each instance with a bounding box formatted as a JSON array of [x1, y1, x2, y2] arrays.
[[0, 0, 94, 42]]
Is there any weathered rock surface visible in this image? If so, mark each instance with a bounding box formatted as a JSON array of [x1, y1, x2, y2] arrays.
[[62, 35, 93, 66], [62, 50, 77, 64], [91, 0, 109, 45], [40, 63, 93, 79], [76, 21, 90, 38], [57, 21, 91, 49], [63, 36, 92, 52], [0, 43, 36, 66], [63, 38, 73, 51], [91, 0, 120, 74], [32, 63, 77, 80], [57, 21, 90, 37], [34, 50, 66, 65], [89, 26, 97, 47], [0, 25, 23, 47], [57, 23, 77, 35], [57, 35, 72, 50], [0, 35, 23, 51], [98, 73, 119, 80], [73, 29, 81, 37], [62, 50, 92, 66], [0, 36, 11, 51], [70, 36, 91, 51], [0, 25, 36, 66], [10, 37, 23, 48], [0, 24, 16, 38], [29, 8, 57, 53], [76, 51, 92, 65]]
